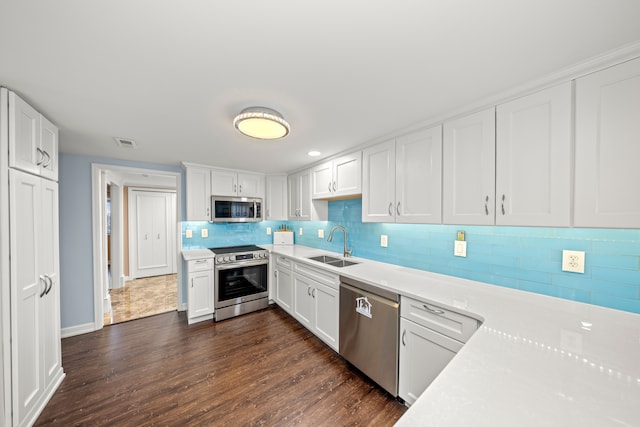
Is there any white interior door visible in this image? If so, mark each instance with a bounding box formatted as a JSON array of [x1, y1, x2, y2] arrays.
[[130, 190, 176, 279]]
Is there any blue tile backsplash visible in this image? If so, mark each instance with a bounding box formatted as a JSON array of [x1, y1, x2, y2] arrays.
[[183, 198, 640, 314]]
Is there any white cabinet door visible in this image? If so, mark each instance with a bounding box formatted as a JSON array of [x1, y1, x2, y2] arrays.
[[399, 318, 462, 406], [39, 115, 58, 181], [297, 169, 313, 220], [211, 169, 237, 196], [313, 282, 339, 351], [39, 180, 62, 390], [9, 170, 42, 424], [575, 57, 640, 228], [287, 173, 301, 219], [311, 161, 333, 199], [496, 83, 572, 226], [237, 172, 264, 198], [266, 175, 288, 220], [274, 264, 293, 314], [396, 126, 442, 224], [9, 92, 40, 176], [187, 259, 214, 323], [332, 152, 361, 197], [443, 108, 496, 225], [185, 166, 211, 221], [293, 274, 314, 329], [362, 140, 396, 222]]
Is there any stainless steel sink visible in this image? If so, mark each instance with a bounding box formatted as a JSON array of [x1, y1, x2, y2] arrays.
[[307, 255, 359, 268], [308, 255, 341, 263], [326, 259, 359, 268]]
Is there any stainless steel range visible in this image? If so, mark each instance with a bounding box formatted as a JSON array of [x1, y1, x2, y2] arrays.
[[209, 244, 269, 321]]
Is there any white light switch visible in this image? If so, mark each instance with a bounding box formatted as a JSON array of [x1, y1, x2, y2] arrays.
[[185, 229, 192, 238], [201, 229, 208, 238], [454, 240, 467, 257], [266, 227, 272, 235], [318, 229, 324, 238]]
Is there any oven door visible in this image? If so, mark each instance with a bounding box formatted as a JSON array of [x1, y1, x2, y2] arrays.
[[215, 259, 268, 309]]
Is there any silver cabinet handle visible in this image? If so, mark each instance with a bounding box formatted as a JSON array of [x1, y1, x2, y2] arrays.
[[195, 259, 208, 264], [312, 288, 316, 298], [333, 181, 337, 191], [396, 202, 400, 216], [233, 184, 237, 193], [307, 286, 311, 296], [274, 270, 278, 278], [328, 182, 332, 192], [206, 207, 210, 216], [36, 148, 45, 166], [39, 275, 47, 297], [423, 304, 445, 315], [388, 202, 393, 216], [45, 275, 53, 295], [484, 195, 489, 215], [239, 184, 242, 193], [401, 329, 407, 346], [145, 234, 148, 240], [501, 194, 506, 215], [157, 233, 160, 239], [42, 150, 51, 168], [191, 278, 194, 288]]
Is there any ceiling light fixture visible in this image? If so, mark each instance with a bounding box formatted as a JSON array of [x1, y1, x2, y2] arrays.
[[308, 150, 321, 157], [233, 107, 290, 140]]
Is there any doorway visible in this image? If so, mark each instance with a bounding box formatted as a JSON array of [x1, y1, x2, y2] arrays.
[[91, 164, 182, 329]]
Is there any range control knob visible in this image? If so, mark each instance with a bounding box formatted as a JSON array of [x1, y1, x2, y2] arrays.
[[224, 256, 230, 262], [216, 256, 223, 263]]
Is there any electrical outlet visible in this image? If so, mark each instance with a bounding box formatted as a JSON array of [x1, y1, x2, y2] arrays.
[[185, 229, 192, 239], [299, 228, 303, 236], [380, 235, 388, 247], [318, 229, 324, 238], [201, 228, 208, 238], [454, 240, 467, 257], [562, 250, 585, 273], [266, 227, 271, 235]]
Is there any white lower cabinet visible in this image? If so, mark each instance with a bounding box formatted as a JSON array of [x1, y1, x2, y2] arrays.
[[398, 296, 478, 406], [273, 256, 294, 314], [186, 258, 215, 324], [399, 318, 462, 405], [291, 261, 339, 351]]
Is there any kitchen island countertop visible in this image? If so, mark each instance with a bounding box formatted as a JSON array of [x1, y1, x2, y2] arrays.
[[265, 244, 640, 427]]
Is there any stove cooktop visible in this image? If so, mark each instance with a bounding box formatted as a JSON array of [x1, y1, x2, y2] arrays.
[[208, 245, 265, 255]]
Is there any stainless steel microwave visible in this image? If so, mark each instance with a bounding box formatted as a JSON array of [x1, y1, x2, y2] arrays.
[[211, 196, 263, 222]]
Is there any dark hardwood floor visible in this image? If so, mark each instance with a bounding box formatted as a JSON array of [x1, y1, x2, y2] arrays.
[[36, 306, 406, 426]]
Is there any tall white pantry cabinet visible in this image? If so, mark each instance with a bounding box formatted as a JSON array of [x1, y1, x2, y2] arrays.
[[1, 88, 65, 427]]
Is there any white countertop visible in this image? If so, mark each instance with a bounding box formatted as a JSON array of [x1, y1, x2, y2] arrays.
[[181, 249, 215, 261], [265, 244, 640, 427]]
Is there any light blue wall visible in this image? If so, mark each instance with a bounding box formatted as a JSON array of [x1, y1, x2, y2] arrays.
[[58, 153, 182, 328], [184, 198, 640, 314]]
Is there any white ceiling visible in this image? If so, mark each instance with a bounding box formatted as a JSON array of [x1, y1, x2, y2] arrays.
[[2, 1, 640, 174]]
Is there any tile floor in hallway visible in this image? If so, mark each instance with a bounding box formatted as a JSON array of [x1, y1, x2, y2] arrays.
[[104, 274, 177, 325]]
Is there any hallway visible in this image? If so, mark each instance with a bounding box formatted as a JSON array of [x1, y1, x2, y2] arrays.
[[104, 274, 177, 325]]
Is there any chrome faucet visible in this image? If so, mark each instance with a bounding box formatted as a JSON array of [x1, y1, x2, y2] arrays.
[[327, 225, 352, 258]]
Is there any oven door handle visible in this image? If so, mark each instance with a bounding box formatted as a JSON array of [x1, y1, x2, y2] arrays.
[[215, 259, 269, 270]]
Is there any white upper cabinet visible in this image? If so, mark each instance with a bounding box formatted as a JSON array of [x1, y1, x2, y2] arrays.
[[574, 57, 640, 228], [363, 126, 442, 224], [185, 165, 212, 221], [265, 175, 288, 220], [211, 169, 264, 198], [362, 140, 396, 222], [288, 169, 328, 221], [9, 91, 58, 181], [495, 82, 572, 226], [443, 108, 496, 225], [395, 127, 442, 224], [311, 151, 362, 199]]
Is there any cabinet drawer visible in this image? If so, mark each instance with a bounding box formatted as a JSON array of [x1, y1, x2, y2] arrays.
[[275, 255, 292, 270], [401, 296, 478, 343], [188, 258, 213, 272], [294, 261, 339, 289]]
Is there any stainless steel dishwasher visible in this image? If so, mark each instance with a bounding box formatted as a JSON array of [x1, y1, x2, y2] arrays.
[[339, 276, 400, 396]]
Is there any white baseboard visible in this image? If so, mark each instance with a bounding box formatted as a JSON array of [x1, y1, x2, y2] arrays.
[[61, 322, 95, 338]]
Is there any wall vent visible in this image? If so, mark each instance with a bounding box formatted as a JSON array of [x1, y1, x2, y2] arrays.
[[114, 137, 137, 149]]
